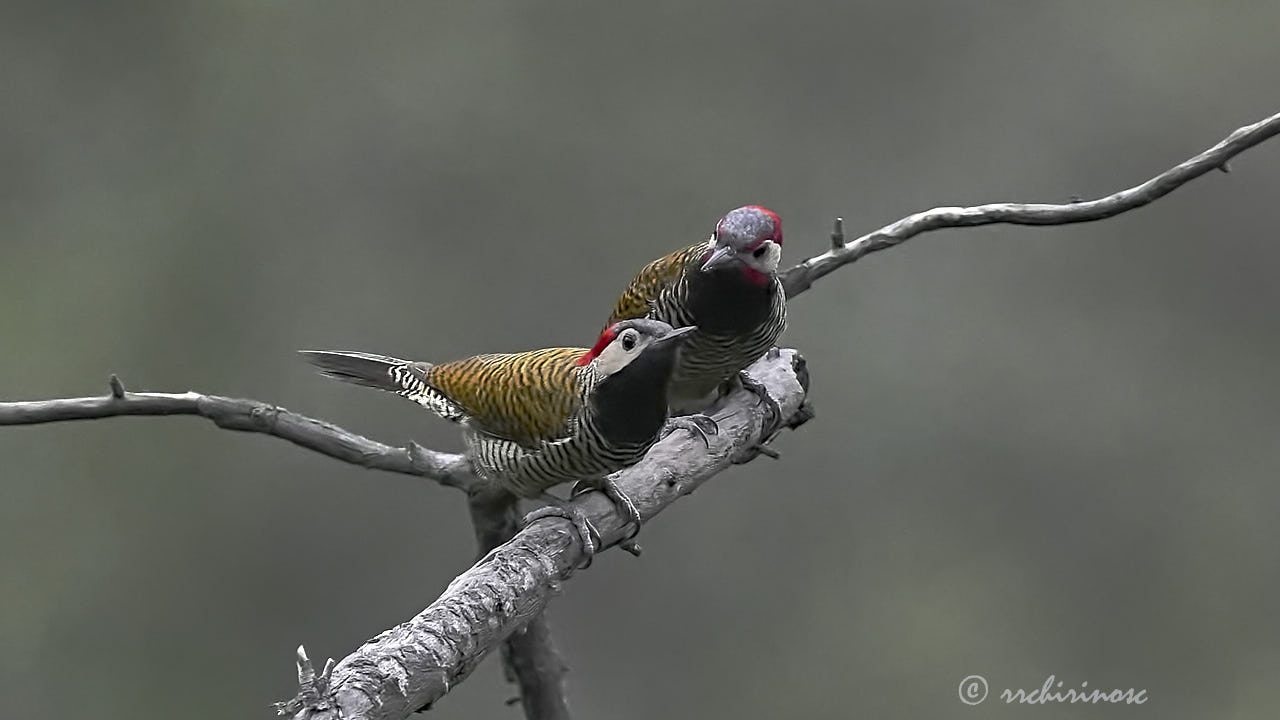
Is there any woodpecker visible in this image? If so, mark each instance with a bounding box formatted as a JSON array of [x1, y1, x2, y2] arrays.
[[607, 205, 787, 415], [300, 319, 695, 558]]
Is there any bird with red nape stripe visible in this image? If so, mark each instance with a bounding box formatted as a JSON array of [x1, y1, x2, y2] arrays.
[[300, 319, 706, 563], [606, 205, 788, 422]]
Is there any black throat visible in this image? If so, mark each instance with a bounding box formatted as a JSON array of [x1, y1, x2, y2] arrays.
[[590, 347, 677, 447], [685, 265, 775, 334]]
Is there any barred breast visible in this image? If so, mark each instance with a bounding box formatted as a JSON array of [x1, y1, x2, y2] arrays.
[[647, 274, 786, 412]]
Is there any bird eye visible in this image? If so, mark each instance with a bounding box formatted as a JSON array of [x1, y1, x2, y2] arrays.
[[753, 244, 768, 258], [621, 331, 637, 350]]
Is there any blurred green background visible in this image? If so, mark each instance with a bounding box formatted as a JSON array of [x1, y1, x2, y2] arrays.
[[3, 2, 1278, 718]]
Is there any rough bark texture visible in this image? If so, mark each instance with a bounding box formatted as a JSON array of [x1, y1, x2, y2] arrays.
[[467, 489, 572, 720]]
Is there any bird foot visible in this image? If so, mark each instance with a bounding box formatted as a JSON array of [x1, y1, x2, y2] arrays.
[[601, 476, 643, 540], [566, 478, 645, 556], [523, 497, 601, 571], [734, 369, 785, 460], [662, 413, 719, 449], [737, 369, 783, 430]]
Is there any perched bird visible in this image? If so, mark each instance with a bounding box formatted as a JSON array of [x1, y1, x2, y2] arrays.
[[607, 205, 787, 416], [300, 319, 696, 559]]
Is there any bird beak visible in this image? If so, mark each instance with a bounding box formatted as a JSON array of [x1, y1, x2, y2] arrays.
[[701, 245, 736, 272], [652, 325, 696, 347]]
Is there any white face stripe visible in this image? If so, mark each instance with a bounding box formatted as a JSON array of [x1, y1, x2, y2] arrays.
[[591, 328, 655, 376], [735, 239, 781, 274]]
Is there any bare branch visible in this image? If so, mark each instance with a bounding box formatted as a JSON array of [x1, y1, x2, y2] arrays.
[[7, 109, 1277, 720], [0, 379, 477, 492], [467, 490, 572, 720], [275, 349, 811, 720], [781, 110, 1280, 297]]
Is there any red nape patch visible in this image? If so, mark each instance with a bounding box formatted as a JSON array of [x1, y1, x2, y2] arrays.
[[578, 328, 618, 366]]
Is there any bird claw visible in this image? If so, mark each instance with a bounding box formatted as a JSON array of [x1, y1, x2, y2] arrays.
[[737, 369, 784, 437], [601, 477, 643, 542], [565, 477, 645, 556], [662, 414, 719, 449], [523, 500, 601, 571], [751, 443, 782, 459], [726, 369, 786, 462]]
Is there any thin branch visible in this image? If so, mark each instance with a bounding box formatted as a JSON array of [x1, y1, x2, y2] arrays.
[[275, 349, 811, 720], [781, 109, 1280, 297], [0, 377, 477, 492]]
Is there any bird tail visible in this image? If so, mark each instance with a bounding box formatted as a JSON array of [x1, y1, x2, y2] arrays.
[[299, 350, 431, 393], [299, 350, 467, 422]]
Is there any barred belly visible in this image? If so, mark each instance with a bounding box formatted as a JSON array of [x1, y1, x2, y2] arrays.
[[669, 325, 778, 398], [652, 279, 787, 410], [464, 422, 656, 498]]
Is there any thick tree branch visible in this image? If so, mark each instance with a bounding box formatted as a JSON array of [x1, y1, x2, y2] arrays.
[[274, 349, 812, 720], [0, 378, 477, 492], [781, 109, 1280, 297], [467, 490, 572, 720]]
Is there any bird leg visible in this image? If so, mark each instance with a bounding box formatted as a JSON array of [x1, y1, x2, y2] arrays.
[[522, 494, 601, 570], [733, 369, 784, 459], [661, 413, 719, 449]]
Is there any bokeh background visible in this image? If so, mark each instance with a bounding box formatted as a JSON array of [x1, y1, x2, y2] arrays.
[[3, 2, 1278, 719]]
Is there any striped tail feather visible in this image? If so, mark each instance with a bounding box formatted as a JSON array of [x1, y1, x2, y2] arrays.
[[299, 350, 423, 391], [299, 350, 466, 422]]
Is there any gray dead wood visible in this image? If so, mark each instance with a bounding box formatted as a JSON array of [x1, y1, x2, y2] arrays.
[[467, 488, 572, 720]]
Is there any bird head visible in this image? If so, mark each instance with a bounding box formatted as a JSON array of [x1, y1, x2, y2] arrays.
[[700, 205, 783, 284], [577, 319, 695, 375]]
